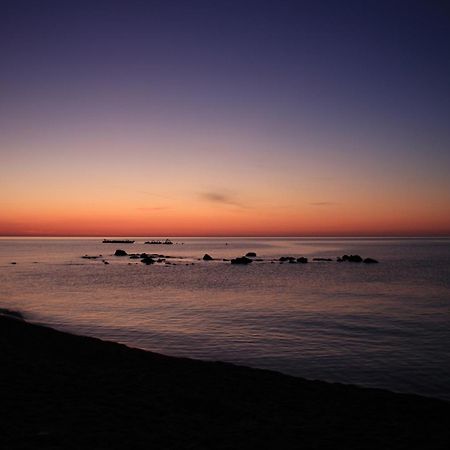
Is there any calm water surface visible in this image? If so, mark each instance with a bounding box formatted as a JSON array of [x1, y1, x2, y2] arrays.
[[1, 237, 449, 400]]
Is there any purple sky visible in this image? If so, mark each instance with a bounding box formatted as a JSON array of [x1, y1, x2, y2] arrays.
[[1, 0, 450, 235]]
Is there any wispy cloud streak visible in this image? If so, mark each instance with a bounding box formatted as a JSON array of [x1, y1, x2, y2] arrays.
[[199, 190, 249, 209]]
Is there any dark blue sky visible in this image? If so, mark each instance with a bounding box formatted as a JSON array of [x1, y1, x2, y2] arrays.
[[3, 1, 450, 128]]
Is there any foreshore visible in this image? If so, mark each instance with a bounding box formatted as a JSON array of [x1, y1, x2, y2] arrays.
[[1, 311, 449, 449]]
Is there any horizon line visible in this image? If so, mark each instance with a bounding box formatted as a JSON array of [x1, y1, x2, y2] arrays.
[[1, 234, 450, 239]]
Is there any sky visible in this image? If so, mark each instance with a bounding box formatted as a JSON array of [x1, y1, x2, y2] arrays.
[[1, 0, 450, 236]]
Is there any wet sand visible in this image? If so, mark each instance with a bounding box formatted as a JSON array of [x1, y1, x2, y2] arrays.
[[1, 313, 449, 449]]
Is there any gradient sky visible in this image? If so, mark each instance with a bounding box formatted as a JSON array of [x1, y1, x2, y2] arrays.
[[1, 0, 450, 236]]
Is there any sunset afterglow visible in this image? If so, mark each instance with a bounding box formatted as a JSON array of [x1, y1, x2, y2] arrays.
[[2, 1, 449, 236]]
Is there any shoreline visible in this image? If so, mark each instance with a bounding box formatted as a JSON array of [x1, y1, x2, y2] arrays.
[[1, 311, 450, 449]]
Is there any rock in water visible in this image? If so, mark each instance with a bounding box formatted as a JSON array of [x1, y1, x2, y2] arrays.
[[279, 256, 296, 262], [231, 256, 253, 265], [245, 252, 257, 257], [203, 254, 213, 261], [141, 257, 155, 265], [363, 257, 379, 264], [340, 254, 362, 262], [297, 257, 308, 264], [114, 249, 127, 256]]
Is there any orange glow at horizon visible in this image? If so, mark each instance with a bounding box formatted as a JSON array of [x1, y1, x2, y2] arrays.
[[2, 115, 450, 238], [2, 1, 450, 238], [2, 192, 450, 237]]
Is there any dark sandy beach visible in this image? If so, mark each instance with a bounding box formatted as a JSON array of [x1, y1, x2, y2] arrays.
[[1, 313, 449, 449]]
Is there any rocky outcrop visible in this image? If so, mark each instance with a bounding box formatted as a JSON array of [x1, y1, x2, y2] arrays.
[[363, 257, 379, 264], [337, 254, 378, 263], [141, 257, 155, 265], [231, 256, 252, 265], [279, 256, 296, 262], [338, 254, 362, 262]]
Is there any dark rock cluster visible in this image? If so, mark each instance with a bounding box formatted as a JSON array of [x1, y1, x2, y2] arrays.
[[231, 256, 253, 265], [363, 257, 379, 264], [102, 249, 379, 266], [141, 257, 155, 265], [337, 255, 378, 263], [279, 256, 308, 264]]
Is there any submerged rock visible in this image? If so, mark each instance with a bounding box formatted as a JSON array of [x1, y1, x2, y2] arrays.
[[141, 257, 155, 265], [231, 256, 252, 265], [338, 254, 377, 263], [114, 249, 128, 257], [245, 252, 257, 257], [313, 258, 333, 262], [297, 257, 308, 264], [203, 254, 213, 261], [279, 256, 296, 262], [363, 257, 379, 264], [339, 254, 363, 262]]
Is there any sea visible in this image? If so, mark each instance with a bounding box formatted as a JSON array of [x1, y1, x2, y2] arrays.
[[1, 237, 449, 401]]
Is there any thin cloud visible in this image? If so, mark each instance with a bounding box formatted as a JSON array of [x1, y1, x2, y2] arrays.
[[199, 190, 248, 209]]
